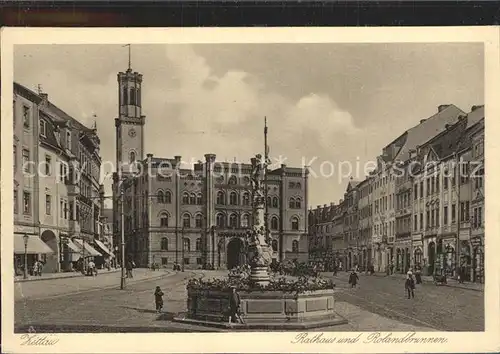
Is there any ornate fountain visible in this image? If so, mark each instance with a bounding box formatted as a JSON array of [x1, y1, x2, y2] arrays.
[[246, 154, 273, 286]]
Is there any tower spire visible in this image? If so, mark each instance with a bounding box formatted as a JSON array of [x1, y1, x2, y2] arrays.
[[123, 44, 131, 71]]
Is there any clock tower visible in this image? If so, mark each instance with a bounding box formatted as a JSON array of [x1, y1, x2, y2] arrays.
[[115, 64, 145, 175]]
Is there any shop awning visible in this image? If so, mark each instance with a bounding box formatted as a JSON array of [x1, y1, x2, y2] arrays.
[[14, 235, 54, 255], [94, 239, 114, 258], [66, 238, 82, 253], [73, 239, 102, 257]]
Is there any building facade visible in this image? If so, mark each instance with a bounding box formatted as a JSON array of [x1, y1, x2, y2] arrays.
[[112, 65, 309, 270], [13, 83, 107, 274], [307, 104, 485, 283]]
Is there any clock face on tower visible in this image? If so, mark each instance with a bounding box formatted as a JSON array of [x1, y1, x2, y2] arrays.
[[128, 128, 137, 138]]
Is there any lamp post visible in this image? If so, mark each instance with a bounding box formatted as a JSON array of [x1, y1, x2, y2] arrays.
[[181, 227, 185, 272], [23, 234, 29, 279]]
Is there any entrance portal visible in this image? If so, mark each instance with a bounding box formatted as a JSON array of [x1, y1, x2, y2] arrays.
[[227, 238, 245, 270]]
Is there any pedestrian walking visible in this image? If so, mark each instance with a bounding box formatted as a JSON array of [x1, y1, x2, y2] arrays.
[[405, 273, 415, 299], [348, 270, 359, 288], [154, 286, 164, 313], [228, 286, 244, 324], [88, 260, 97, 276], [126, 260, 134, 278]]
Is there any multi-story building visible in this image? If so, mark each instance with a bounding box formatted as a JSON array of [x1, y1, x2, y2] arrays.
[[456, 105, 485, 282], [112, 64, 309, 270], [13, 83, 106, 274], [344, 179, 360, 270], [308, 203, 336, 265], [357, 177, 373, 270]]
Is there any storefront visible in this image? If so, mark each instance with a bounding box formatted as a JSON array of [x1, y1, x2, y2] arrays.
[[14, 234, 54, 276], [93, 239, 115, 268], [73, 238, 102, 271]]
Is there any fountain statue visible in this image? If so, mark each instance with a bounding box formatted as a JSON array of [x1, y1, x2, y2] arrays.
[[246, 154, 273, 286]]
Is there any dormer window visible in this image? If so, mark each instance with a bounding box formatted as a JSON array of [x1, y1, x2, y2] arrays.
[[66, 130, 72, 149], [39, 120, 47, 137]]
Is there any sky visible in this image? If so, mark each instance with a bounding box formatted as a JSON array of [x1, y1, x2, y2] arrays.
[[14, 43, 484, 209]]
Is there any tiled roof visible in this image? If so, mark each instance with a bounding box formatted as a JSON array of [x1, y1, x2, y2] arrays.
[[394, 104, 466, 162]]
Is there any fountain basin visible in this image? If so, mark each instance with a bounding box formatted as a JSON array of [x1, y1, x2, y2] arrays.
[[173, 288, 348, 329]]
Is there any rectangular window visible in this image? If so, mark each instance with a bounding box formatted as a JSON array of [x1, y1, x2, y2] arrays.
[[451, 204, 456, 223], [45, 194, 51, 215], [420, 181, 424, 198], [14, 189, 18, 214], [431, 176, 435, 195], [426, 178, 430, 196], [40, 120, 46, 137], [69, 202, 74, 220], [473, 208, 478, 228], [23, 105, 30, 128], [444, 174, 449, 189], [478, 206, 482, 227], [161, 257, 168, 265], [436, 208, 440, 227], [426, 211, 430, 229], [465, 201, 470, 221], [420, 213, 423, 230], [45, 155, 51, 176], [64, 201, 68, 219], [60, 199, 64, 218], [414, 215, 418, 231], [436, 175, 440, 192], [431, 209, 435, 227], [183, 258, 190, 265], [23, 191, 31, 214], [444, 206, 448, 225], [22, 149, 30, 173]]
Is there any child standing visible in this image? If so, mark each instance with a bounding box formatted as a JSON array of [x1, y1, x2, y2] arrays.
[[154, 286, 164, 313]]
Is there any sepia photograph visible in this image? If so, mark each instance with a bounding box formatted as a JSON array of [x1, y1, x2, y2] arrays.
[[1, 27, 499, 353]]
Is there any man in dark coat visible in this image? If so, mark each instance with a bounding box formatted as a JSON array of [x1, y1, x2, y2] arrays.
[[126, 260, 134, 278], [348, 270, 359, 288], [405, 274, 416, 299], [228, 287, 243, 324]]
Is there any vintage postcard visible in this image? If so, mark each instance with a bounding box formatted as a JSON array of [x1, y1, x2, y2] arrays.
[[1, 27, 499, 353]]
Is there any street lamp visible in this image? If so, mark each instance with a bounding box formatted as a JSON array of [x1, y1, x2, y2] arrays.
[[181, 227, 185, 272], [23, 234, 29, 279]]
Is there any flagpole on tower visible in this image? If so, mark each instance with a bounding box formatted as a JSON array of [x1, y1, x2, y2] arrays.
[[123, 44, 131, 70], [264, 117, 269, 234]]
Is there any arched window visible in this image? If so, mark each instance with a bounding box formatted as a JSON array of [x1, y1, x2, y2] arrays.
[[291, 216, 299, 230], [272, 240, 278, 252], [296, 182, 301, 189], [195, 214, 203, 228], [216, 191, 225, 205], [230, 192, 238, 205], [271, 216, 279, 230], [183, 214, 191, 228], [165, 191, 172, 204], [157, 190, 165, 203], [183, 238, 190, 252], [196, 193, 202, 205], [130, 87, 136, 105], [292, 240, 299, 253], [160, 213, 168, 227], [137, 88, 141, 106], [267, 196, 272, 207], [161, 237, 168, 250], [129, 151, 136, 163], [190, 193, 196, 205], [272, 197, 279, 208], [228, 176, 237, 185], [216, 213, 225, 228], [122, 86, 128, 105], [295, 198, 301, 209], [241, 214, 249, 227], [229, 213, 238, 228], [289, 197, 295, 208], [182, 192, 189, 204], [242, 193, 250, 206], [196, 238, 202, 251]]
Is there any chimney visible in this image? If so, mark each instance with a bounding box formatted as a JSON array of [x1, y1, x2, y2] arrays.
[[420, 119, 426, 124], [281, 164, 287, 169], [471, 105, 481, 112], [40, 93, 48, 105], [438, 104, 450, 112], [317, 205, 321, 209]]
